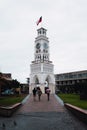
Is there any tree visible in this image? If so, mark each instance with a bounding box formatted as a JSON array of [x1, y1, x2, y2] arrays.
[[11, 79, 20, 88]]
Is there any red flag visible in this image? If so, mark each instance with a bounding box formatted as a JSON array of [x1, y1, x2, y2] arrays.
[[36, 16, 42, 25]]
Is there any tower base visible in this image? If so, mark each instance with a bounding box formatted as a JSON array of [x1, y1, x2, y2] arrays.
[[29, 83, 55, 94]]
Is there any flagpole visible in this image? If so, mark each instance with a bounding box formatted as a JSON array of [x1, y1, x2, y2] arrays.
[[41, 20, 43, 28], [41, 16, 43, 28]]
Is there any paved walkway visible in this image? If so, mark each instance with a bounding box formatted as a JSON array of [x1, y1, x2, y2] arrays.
[[17, 94, 65, 114], [0, 94, 87, 130]]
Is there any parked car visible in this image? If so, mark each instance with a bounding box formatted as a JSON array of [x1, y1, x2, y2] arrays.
[[1, 89, 14, 95]]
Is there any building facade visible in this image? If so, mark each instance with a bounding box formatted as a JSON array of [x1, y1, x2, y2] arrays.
[[55, 70, 87, 90], [0, 72, 12, 81], [30, 27, 55, 93]]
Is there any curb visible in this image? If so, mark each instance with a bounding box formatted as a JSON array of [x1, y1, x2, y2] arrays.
[[54, 94, 64, 106], [65, 103, 87, 124], [0, 103, 21, 117]]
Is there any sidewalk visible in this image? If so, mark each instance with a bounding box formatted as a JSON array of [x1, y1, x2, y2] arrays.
[[17, 94, 65, 114], [0, 94, 87, 130]]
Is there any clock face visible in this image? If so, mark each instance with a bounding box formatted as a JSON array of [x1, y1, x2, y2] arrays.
[[36, 43, 41, 49], [44, 43, 48, 49]]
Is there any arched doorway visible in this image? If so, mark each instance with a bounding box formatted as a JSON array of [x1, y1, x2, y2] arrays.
[[34, 75, 40, 87]]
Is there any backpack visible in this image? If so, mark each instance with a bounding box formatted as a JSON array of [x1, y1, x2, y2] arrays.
[[46, 89, 51, 94], [38, 90, 42, 96]]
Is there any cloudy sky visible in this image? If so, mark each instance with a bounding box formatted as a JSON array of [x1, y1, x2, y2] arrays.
[[0, 0, 87, 83]]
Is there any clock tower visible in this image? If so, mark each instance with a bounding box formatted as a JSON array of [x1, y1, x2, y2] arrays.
[[30, 27, 55, 93]]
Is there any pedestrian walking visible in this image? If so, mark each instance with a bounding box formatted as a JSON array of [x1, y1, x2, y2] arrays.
[[32, 87, 37, 101], [46, 88, 51, 101], [37, 87, 42, 101]]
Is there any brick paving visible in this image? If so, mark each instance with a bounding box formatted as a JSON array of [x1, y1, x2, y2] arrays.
[[0, 94, 87, 130], [17, 94, 65, 114]]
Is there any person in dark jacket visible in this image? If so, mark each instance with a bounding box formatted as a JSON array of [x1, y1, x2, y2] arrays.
[[32, 87, 37, 101]]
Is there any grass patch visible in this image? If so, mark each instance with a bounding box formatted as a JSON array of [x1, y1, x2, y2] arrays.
[[0, 94, 28, 106], [58, 93, 87, 110]]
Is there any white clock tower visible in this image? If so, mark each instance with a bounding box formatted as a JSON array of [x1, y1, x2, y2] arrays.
[[30, 27, 55, 93]]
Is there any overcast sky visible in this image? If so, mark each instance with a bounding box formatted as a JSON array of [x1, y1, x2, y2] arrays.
[[0, 0, 87, 83]]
